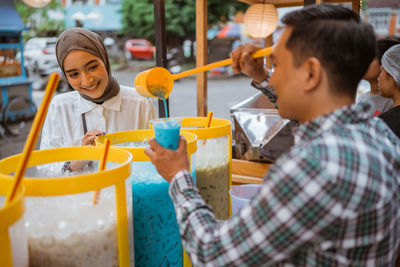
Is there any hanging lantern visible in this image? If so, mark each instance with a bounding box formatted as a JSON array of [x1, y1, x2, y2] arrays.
[[22, 0, 51, 8], [244, 3, 279, 38]]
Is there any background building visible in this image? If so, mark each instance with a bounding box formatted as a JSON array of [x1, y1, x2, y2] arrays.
[[62, 0, 122, 32], [363, 0, 400, 38]]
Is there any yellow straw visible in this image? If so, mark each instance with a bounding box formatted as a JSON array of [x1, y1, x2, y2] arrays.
[[6, 73, 59, 205], [172, 47, 272, 80], [202, 111, 213, 145], [92, 138, 111, 205]]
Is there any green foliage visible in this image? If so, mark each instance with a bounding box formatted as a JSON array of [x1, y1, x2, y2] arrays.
[[120, 0, 247, 44], [361, 0, 368, 12], [120, 0, 155, 42], [14, 0, 65, 40]]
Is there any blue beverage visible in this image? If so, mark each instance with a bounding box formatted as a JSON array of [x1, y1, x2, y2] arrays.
[[152, 119, 181, 150], [161, 96, 168, 119], [130, 162, 182, 267]]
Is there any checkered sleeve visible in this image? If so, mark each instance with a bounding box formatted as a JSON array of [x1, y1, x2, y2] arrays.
[[169, 147, 342, 266], [251, 70, 279, 109]]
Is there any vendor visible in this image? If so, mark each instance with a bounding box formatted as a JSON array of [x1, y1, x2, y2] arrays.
[[145, 5, 400, 266], [40, 28, 156, 172]]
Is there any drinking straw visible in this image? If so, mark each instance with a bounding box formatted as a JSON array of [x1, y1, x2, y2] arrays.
[[202, 111, 213, 145], [6, 73, 60, 205], [205, 111, 213, 128], [92, 138, 110, 205]]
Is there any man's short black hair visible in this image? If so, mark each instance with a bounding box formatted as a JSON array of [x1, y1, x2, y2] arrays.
[[282, 4, 376, 98], [377, 38, 400, 63]]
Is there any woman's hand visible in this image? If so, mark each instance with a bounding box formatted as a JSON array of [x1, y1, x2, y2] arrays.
[[66, 129, 105, 173], [231, 43, 268, 83], [81, 129, 105, 146], [69, 160, 90, 172]]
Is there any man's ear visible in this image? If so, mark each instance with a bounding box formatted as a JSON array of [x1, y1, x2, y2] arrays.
[[303, 57, 322, 93]]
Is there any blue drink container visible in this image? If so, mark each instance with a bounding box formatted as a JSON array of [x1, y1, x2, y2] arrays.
[[96, 129, 198, 267], [131, 162, 182, 266], [152, 119, 181, 150]]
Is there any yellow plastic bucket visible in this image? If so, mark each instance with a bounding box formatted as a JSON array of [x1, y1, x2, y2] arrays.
[[0, 146, 133, 267], [96, 129, 197, 267], [134, 67, 174, 99], [151, 117, 232, 220], [0, 180, 28, 267]]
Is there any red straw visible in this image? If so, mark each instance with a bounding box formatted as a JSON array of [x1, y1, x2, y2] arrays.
[[202, 111, 213, 145], [92, 138, 111, 205]]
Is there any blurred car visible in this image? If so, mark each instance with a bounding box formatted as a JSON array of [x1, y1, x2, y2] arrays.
[[23, 37, 59, 76], [39, 67, 72, 93], [103, 37, 115, 46], [125, 39, 155, 60]]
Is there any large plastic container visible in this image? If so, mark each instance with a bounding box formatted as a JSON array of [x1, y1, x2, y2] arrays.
[[96, 130, 197, 267], [0, 146, 133, 267], [164, 117, 232, 220], [229, 184, 261, 215], [151, 117, 232, 267], [0, 180, 28, 267]]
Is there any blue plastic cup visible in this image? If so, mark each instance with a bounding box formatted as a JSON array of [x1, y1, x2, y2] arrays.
[[151, 118, 181, 150]]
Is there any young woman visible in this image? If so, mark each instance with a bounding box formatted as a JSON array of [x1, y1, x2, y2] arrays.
[[40, 28, 156, 172], [378, 44, 400, 138], [356, 39, 399, 116]]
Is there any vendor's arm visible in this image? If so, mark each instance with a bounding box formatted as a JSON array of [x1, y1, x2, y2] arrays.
[[232, 43, 278, 108], [231, 43, 267, 82], [145, 138, 339, 266]]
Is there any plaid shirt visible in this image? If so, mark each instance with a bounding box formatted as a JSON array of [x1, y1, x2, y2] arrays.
[[169, 81, 400, 266]]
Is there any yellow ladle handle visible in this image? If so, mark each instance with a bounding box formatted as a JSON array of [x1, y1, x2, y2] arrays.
[[172, 46, 272, 80]]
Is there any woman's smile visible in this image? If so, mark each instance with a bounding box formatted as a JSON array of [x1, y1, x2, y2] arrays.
[[82, 81, 101, 92]]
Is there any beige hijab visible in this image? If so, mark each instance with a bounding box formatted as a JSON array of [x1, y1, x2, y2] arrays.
[[56, 27, 119, 104]]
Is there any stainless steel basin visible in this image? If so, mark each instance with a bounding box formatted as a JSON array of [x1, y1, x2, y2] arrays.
[[230, 92, 295, 163]]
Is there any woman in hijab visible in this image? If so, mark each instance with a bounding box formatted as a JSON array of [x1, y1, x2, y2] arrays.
[[40, 28, 156, 172]]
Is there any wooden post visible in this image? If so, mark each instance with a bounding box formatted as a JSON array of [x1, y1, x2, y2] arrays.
[[352, 0, 361, 15], [154, 0, 169, 118], [196, 0, 208, 117]]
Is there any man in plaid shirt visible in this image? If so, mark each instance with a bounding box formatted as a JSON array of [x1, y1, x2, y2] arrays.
[[145, 4, 400, 266]]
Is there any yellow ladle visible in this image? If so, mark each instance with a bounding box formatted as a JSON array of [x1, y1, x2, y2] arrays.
[[134, 46, 272, 99]]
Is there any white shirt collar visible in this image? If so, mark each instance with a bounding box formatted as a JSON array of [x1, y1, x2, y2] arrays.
[[77, 91, 121, 114]]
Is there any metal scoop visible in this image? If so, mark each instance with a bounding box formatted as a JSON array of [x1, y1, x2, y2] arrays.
[[134, 47, 272, 99]]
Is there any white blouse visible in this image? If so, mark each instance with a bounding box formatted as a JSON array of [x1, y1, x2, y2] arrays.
[[40, 85, 157, 150]]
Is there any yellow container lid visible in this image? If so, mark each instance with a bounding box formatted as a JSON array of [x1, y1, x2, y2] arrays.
[[96, 129, 197, 161], [150, 117, 231, 140], [0, 146, 132, 197]]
